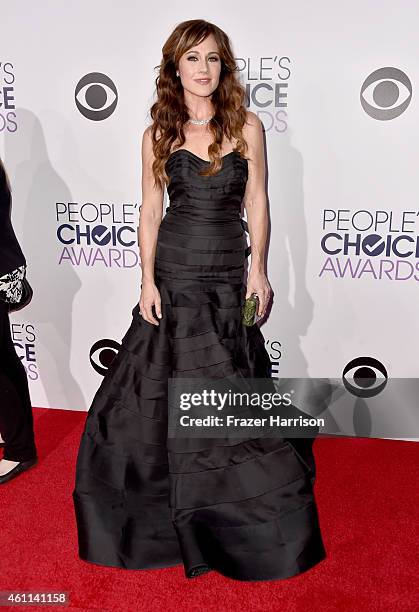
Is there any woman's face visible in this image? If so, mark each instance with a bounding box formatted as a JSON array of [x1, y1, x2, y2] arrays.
[[177, 34, 222, 100]]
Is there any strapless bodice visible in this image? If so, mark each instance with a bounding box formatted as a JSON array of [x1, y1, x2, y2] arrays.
[[164, 149, 248, 223]]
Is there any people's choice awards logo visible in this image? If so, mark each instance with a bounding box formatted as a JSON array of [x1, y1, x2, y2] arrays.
[[75, 72, 118, 120], [237, 54, 290, 133], [55, 201, 140, 268], [360, 67, 412, 120], [11, 321, 39, 380], [319, 208, 419, 282], [265, 339, 282, 378], [0, 61, 17, 133]]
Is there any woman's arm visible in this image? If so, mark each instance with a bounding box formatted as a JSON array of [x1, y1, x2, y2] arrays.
[[138, 126, 164, 325], [242, 111, 272, 318]]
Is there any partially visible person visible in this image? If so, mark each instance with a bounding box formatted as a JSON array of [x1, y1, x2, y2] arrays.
[[0, 157, 37, 484]]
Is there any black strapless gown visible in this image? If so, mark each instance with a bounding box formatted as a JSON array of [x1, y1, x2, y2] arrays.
[[72, 149, 326, 581]]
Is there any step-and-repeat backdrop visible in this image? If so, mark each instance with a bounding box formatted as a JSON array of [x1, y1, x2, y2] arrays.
[[2, 1, 418, 439]]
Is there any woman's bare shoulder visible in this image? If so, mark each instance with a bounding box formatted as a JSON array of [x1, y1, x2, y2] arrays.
[[243, 110, 263, 140], [242, 111, 264, 160]]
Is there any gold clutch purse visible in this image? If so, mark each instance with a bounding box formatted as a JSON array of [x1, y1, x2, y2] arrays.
[[241, 292, 259, 326]]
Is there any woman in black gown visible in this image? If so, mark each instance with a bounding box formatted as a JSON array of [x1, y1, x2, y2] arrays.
[[72, 19, 326, 581], [0, 158, 38, 484]]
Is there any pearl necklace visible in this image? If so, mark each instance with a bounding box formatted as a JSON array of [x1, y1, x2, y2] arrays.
[[188, 116, 213, 125]]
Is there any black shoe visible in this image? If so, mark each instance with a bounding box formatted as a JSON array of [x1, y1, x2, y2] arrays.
[[188, 565, 212, 578], [0, 442, 5, 447], [0, 457, 38, 484]]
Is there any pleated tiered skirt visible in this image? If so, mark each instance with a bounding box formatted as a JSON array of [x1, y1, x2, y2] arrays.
[[72, 213, 326, 580]]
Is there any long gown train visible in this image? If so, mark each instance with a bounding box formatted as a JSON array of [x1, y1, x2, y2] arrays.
[[72, 149, 326, 580]]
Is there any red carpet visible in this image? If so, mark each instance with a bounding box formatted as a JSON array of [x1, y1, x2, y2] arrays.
[[1, 407, 418, 612]]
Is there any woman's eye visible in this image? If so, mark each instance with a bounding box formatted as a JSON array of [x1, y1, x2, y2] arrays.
[[187, 56, 219, 61]]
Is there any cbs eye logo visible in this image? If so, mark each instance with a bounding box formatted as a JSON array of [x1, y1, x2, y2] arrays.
[[89, 339, 121, 376], [75, 72, 118, 121], [342, 356, 388, 398], [360, 67, 412, 120]]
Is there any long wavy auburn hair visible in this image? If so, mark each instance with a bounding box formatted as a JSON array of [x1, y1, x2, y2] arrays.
[[149, 19, 249, 189]]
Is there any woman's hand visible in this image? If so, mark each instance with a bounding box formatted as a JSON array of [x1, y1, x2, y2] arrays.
[[246, 268, 272, 318], [139, 279, 162, 326]]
